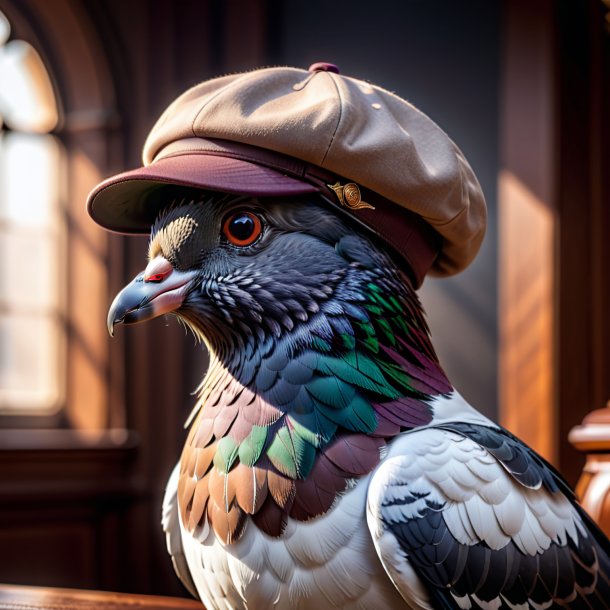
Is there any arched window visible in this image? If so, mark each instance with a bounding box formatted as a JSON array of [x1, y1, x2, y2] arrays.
[[0, 10, 65, 414]]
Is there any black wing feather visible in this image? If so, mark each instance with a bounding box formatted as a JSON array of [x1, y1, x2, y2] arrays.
[[381, 423, 610, 608]]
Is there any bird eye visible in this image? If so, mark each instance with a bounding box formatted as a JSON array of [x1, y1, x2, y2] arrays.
[[222, 211, 262, 247]]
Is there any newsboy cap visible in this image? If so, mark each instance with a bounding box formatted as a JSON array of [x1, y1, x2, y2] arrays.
[[87, 63, 486, 285]]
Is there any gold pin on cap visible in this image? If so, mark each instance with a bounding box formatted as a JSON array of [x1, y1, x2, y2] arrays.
[[328, 181, 375, 211]]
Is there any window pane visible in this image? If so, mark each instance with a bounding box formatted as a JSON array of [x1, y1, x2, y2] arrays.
[[0, 314, 63, 412], [0, 133, 64, 415], [0, 132, 61, 227], [0, 231, 60, 311]]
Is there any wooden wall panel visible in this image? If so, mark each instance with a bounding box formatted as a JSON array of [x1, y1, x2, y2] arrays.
[[0, 521, 97, 588], [0, 430, 139, 590]]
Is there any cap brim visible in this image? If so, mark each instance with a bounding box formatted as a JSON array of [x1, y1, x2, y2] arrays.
[[87, 153, 319, 233]]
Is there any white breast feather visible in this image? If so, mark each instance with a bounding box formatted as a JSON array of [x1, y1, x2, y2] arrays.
[[178, 469, 406, 610], [162, 463, 199, 598]]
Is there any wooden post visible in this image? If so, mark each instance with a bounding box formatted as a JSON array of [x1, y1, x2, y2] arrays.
[[569, 402, 610, 536]]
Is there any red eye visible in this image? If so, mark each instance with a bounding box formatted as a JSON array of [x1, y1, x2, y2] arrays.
[[222, 211, 262, 247]]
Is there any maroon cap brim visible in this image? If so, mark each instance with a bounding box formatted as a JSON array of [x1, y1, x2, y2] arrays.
[[87, 152, 319, 234], [86, 139, 441, 288]]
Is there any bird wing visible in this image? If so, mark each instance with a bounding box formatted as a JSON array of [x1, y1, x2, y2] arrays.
[[366, 423, 610, 609], [162, 462, 199, 599]]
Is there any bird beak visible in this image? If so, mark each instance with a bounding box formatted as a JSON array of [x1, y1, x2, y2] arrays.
[[107, 256, 197, 337]]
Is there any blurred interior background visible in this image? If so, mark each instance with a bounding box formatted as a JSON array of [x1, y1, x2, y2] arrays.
[[0, 0, 608, 598]]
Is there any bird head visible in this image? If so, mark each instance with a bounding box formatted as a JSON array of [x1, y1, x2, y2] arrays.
[[107, 191, 380, 357]]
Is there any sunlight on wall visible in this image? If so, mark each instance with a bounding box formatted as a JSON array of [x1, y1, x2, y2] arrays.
[[499, 170, 556, 462], [0, 10, 65, 414]]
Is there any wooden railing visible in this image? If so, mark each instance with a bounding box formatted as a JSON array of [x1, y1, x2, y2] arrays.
[[569, 401, 610, 536], [0, 584, 201, 610]]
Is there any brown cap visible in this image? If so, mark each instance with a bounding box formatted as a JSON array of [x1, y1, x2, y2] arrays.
[[87, 63, 486, 283]]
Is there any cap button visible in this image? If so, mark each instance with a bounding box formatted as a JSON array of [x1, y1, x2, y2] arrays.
[[308, 62, 340, 74]]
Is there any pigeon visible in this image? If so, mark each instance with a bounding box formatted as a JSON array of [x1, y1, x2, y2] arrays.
[[89, 62, 610, 609], [105, 192, 610, 609]]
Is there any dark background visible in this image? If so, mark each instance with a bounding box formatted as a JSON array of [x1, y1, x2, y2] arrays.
[[0, 0, 608, 599]]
